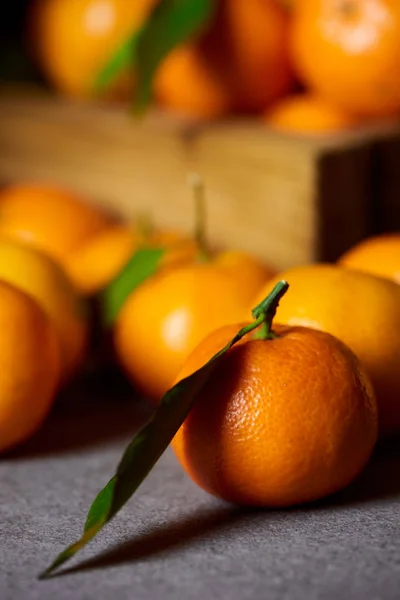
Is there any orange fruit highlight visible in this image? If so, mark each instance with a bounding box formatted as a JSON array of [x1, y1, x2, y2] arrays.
[[172, 321, 378, 507], [28, 0, 158, 99], [114, 252, 272, 401], [0, 280, 60, 453], [265, 93, 361, 134], [0, 183, 112, 269], [253, 263, 400, 435], [290, 0, 400, 117], [0, 238, 88, 383], [338, 233, 400, 284]]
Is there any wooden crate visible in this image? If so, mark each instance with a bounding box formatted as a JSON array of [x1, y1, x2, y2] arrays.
[[0, 84, 399, 271]]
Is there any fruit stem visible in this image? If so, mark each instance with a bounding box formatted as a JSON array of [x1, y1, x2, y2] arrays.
[[187, 172, 210, 261], [252, 280, 289, 340]]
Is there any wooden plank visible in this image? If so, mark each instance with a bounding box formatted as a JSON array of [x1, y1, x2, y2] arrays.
[[0, 84, 398, 270]]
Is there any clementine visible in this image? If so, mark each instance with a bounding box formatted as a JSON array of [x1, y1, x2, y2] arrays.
[[0, 183, 112, 269], [0, 238, 88, 383], [28, 0, 158, 99], [290, 0, 400, 117], [66, 222, 200, 296], [264, 93, 361, 134], [252, 263, 400, 435], [172, 288, 378, 507], [155, 0, 294, 117], [221, 0, 294, 113], [114, 253, 272, 401], [0, 280, 60, 453], [338, 233, 400, 284], [154, 44, 233, 120]]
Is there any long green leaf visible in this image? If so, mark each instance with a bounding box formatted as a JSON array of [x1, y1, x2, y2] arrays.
[[133, 0, 216, 113], [99, 247, 165, 327], [38, 285, 290, 579], [93, 0, 217, 109]]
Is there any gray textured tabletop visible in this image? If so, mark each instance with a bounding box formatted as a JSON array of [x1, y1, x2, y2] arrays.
[[1, 374, 400, 600]]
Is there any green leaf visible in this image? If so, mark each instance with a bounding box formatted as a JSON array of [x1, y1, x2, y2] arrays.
[[94, 35, 139, 92], [133, 0, 216, 113], [38, 289, 281, 579], [99, 247, 165, 327], [93, 0, 217, 109]]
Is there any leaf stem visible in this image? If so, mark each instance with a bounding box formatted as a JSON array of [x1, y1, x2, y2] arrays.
[[252, 280, 289, 340]]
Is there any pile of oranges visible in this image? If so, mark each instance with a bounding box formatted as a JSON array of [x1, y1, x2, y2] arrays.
[[0, 179, 399, 510], [27, 0, 400, 134]]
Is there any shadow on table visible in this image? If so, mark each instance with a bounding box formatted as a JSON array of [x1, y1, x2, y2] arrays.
[[52, 434, 400, 579], [3, 368, 153, 460], [56, 504, 247, 578]]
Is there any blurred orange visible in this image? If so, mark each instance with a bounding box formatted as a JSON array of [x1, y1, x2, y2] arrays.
[[338, 233, 400, 284], [66, 224, 138, 296], [264, 93, 361, 134], [114, 250, 272, 401], [290, 0, 400, 117], [66, 223, 201, 295], [154, 44, 233, 119], [28, 0, 158, 99], [0, 183, 112, 269], [155, 0, 294, 118], [222, 0, 295, 113], [0, 280, 61, 454], [0, 237, 88, 383]]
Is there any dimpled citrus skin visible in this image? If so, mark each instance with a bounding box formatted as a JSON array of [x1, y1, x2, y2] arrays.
[[0, 280, 60, 453], [253, 263, 400, 435], [172, 323, 378, 508]]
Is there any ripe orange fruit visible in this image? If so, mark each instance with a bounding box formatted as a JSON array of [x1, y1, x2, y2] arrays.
[[66, 223, 200, 296], [0, 183, 112, 269], [252, 263, 400, 435], [172, 319, 378, 507], [28, 0, 158, 99], [221, 0, 294, 112], [155, 0, 294, 117], [0, 280, 60, 453], [154, 44, 233, 119], [264, 93, 361, 134], [338, 233, 400, 284], [114, 252, 272, 401], [290, 0, 400, 117], [0, 238, 88, 382], [65, 224, 139, 296]]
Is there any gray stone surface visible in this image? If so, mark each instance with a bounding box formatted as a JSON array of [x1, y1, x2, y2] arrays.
[[1, 375, 399, 600]]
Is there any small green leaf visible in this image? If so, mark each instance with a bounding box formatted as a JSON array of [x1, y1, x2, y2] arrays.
[[99, 247, 165, 327], [133, 0, 216, 113], [38, 298, 275, 579]]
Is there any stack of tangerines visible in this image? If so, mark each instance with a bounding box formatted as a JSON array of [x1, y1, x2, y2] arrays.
[[27, 0, 400, 135], [0, 179, 399, 509]]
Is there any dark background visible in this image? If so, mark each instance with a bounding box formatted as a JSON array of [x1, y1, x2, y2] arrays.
[[0, 0, 41, 82]]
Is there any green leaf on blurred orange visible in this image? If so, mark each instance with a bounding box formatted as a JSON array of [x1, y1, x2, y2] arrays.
[[94, 0, 217, 112]]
